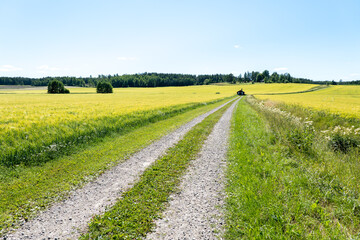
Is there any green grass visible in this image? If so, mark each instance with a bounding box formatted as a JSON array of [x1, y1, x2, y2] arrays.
[[80, 99, 234, 239], [0, 97, 235, 236], [225, 97, 360, 239]]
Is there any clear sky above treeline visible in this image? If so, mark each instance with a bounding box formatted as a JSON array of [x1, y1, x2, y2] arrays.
[[0, 0, 359, 81]]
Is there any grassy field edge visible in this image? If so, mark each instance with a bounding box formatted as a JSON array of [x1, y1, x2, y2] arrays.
[[225, 97, 360, 239]]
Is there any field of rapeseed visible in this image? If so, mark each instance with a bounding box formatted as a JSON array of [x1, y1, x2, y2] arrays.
[[1, 85, 239, 234], [0, 86, 234, 166], [0, 83, 317, 235], [0, 84, 316, 166], [255, 85, 360, 118]]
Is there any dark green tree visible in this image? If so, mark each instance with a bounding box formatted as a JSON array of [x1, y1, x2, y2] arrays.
[[262, 70, 270, 79], [270, 72, 279, 83], [256, 73, 264, 82], [225, 73, 235, 83], [238, 74, 243, 83], [203, 79, 211, 85], [97, 81, 113, 93], [251, 71, 260, 82], [47, 80, 70, 94]]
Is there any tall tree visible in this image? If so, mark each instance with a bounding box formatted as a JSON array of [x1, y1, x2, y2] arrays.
[[262, 70, 270, 78]]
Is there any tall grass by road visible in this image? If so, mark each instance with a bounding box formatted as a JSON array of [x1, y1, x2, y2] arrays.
[[226, 97, 360, 239]]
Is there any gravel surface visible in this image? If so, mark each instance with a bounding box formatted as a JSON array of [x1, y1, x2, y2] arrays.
[[146, 98, 240, 240], [4, 99, 234, 240]]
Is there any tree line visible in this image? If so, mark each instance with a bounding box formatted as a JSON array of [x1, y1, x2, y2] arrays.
[[1, 71, 357, 87]]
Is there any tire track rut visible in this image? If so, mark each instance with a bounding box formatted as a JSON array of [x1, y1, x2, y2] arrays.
[[146, 98, 240, 240], [5, 99, 235, 240]]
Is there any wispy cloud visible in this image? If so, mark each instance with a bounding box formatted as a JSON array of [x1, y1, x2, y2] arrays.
[[0, 65, 22, 72], [273, 67, 288, 72], [350, 73, 360, 77], [234, 45, 240, 49], [36, 65, 61, 74], [117, 57, 137, 61], [37, 65, 60, 71]]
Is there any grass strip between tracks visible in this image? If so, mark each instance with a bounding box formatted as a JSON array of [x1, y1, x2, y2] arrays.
[[0, 97, 235, 236], [80, 99, 234, 239]]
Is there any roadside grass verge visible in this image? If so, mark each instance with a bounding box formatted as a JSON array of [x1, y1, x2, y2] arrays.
[[80, 99, 234, 239], [225, 97, 360, 239], [0, 97, 235, 236]]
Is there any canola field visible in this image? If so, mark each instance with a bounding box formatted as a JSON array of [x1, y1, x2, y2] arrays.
[[0, 83, 339, 236], [0, 86, 232, 166], [255, 85, 360, 118], [0, 83, 316, 167], [0, 83, 315, 133]]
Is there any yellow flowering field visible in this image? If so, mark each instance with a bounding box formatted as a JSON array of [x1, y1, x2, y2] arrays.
[[0, 86, 233, 132], [234, 83, 317, 94], [0, 83, 315, 166], [255, 85, 360, 118], [0, 83, 315, 132]]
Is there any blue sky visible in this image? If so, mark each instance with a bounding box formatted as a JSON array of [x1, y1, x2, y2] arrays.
[[0, 0, 359, 81]]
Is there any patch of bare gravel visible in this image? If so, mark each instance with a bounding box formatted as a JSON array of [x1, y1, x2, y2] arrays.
[[146, 98, 240, 240], [4, 99, 234, 240]]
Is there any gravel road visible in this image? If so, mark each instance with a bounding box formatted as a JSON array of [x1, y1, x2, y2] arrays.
[[5, 99, 235, 240], [146, 98, 240, 240]]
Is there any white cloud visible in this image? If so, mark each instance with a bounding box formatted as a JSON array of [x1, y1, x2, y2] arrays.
[[37, 65, 60, 71], [234, 45, 240, 49], [117, 57, 136, 61], [0, 65, 22, 72], [350, 73, 360, 77], [36, 65, 61, 74], [273, 67, 288, 72]]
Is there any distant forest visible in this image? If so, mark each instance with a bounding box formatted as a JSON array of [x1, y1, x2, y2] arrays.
[[0, 71, 357, 87]]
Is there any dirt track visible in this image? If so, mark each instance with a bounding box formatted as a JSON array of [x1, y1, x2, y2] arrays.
[[147, 98, 240, 240], [5, 99, 236, 240]]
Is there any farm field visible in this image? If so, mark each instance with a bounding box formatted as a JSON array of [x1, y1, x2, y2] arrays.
[[255, 85, 360, 118], [0, 93, 236, 235], [3, 83, 354, 239], [2, 0, 358, 238], [0, 83, 316, 144], [0, 84, 316, 166], [1, 85, 242, 167]]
